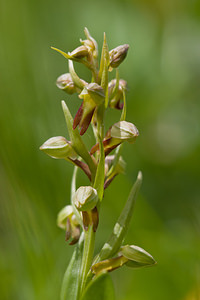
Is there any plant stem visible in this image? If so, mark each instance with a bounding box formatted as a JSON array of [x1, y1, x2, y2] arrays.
[[80, 225, 95, 295], [79, 63, 105, 296]]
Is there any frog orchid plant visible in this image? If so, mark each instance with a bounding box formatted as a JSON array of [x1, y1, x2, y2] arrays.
[[40, 28, 156, 300]]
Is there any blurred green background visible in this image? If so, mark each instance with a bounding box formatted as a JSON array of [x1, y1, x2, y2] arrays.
[[1, 0, 200, 299]]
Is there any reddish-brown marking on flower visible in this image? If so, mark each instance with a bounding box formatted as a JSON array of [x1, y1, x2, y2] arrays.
[[73, 103, 83, 130], [79, 107, 95, 135]]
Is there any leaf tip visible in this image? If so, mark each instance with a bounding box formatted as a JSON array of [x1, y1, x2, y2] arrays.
[[51, 46, 57, 51], [137, 171, 143, 182], [61, 100, 66, 108], [61, 100, 69, 116], [103, 32, 107, 42]]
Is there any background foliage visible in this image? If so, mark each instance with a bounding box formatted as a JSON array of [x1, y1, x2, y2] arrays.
[[0, 0, 200, 299]]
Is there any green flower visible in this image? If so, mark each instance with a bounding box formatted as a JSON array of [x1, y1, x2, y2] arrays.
[[108, 79, 127, 109], [57, 205, 80, 245], [73, 83, 105, 135], [90, 121, 139, 156], [40, 136, 77, 159]]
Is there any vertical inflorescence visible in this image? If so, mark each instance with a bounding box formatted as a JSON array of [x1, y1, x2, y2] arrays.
[[40, 28, 156, 300]]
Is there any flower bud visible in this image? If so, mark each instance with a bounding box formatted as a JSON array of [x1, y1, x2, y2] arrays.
[[40, 136, 77, 159], [104, 156, 126, 189], [84, 27, 98, 59], [108, 79, 116, 96], [69, 45, 89, 59], [105, 155, 126, 177], [120, 245, 156, 268], [104, 155, 115, 175], [57, 205, 80, 245], [111, 156, 126, 175], [57, 205, 74, 229], [108, 79, 127, 97], [90, 121, 139, 156], [79, 83, 105, 105], [56, 73, 79, 94], [109, 44, 129, 68], [108, 79, 127, 109], [74, 186, 98, 211], [111, 121, 139, 143], [80, 39, 95, 52]]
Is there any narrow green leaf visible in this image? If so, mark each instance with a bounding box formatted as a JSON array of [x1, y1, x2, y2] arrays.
[[93, 134, 105, 202], [100, 34, 109, 108], [81, 272, 115, 300], [101, 58, 109, 92], [96, 171, 142, 262], [99, 33, 109, 86], [102, 61, 109, 108], [98, 36, 105, 82], [120, 89, 126, 121], [71, 166, 83, 226], [93, 101, 105, 202], [80, 225, 96, 294], [61, 101, 96, 180], [71, 166, 78, 199], [60, 234, 84, 300]]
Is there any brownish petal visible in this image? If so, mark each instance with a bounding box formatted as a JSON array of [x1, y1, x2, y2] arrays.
[[79, 107, 95, 135], [92, 206, 99, 232], [82, 211, 90, 231], [90, 137, 113, 155], [65, 218, 72, 241], [115, 100, 124, 110], [104, 143, 121, 156], [73, 102, 83, 129], [90, 142, 99, 155], [69, 225, 81, 245]]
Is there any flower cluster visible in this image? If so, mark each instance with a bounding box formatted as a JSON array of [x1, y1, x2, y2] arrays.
[[40, 28, 156, 298]]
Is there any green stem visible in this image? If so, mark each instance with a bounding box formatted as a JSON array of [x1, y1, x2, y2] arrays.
[[80, 225, 95, 295]]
